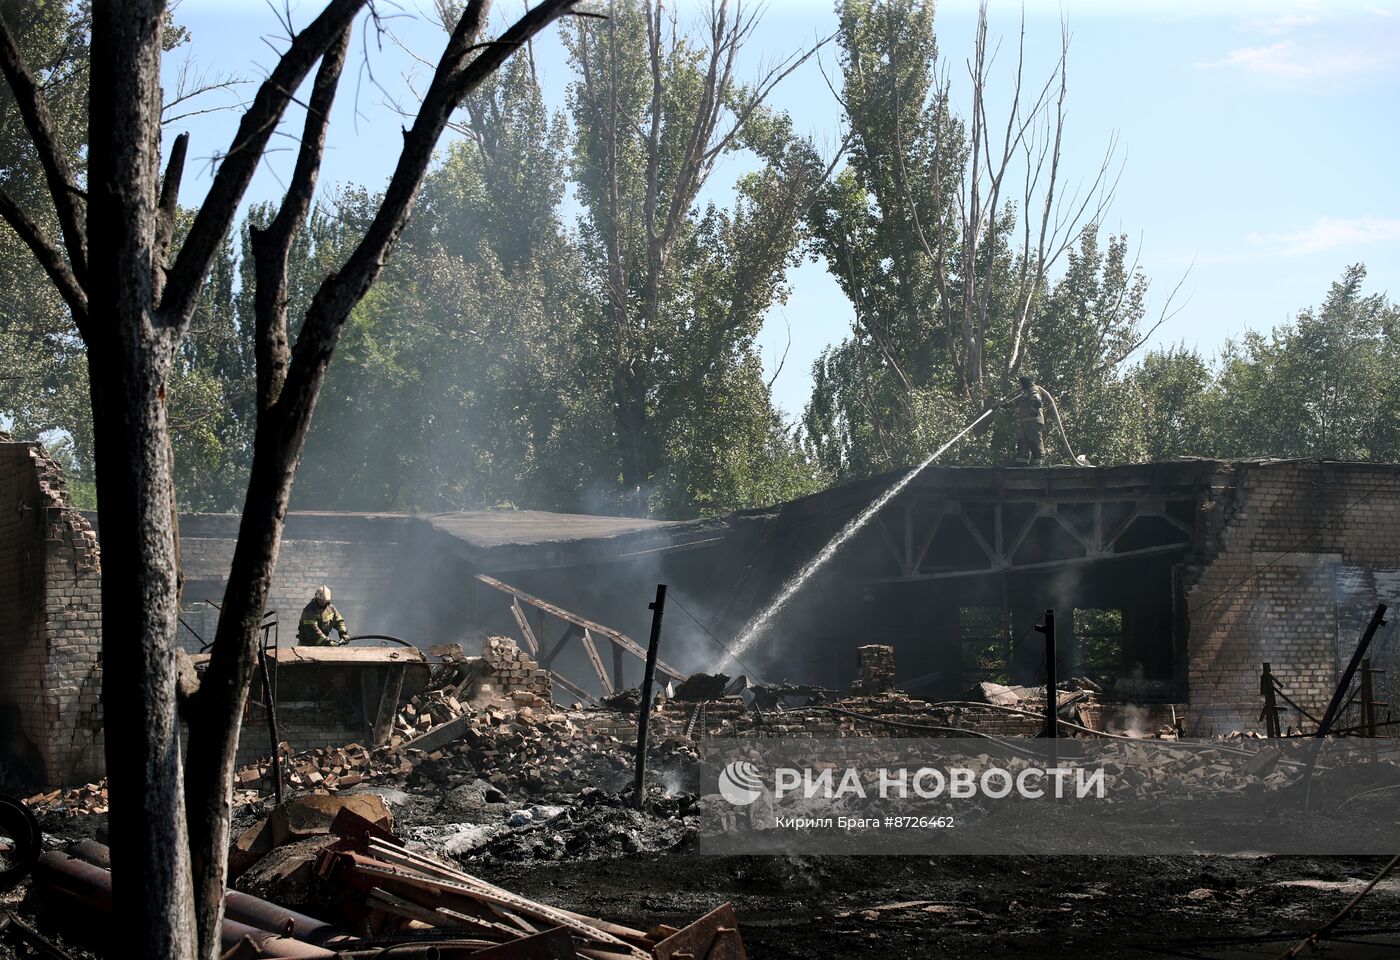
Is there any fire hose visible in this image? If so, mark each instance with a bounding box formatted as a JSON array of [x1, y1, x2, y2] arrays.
[[1037, 387, 1093, 467]]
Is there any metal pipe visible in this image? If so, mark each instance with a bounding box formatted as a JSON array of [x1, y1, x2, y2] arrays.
[[63, 840, 110, 869], [259, 622, 284, 805], [225, 891, 350, 947], [222, 919, 338, 958], [34, 851, 111, 912], [633, 583, 667, 809], [1036, 608, 1058, 771], [1316, 604, 1387, 738], [37, 847, 352, 950]]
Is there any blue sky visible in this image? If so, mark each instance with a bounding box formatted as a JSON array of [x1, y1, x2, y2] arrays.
[[163, 0, 1400, 418]]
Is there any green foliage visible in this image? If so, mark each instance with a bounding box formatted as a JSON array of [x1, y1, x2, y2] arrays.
[[1204, 265, 1400, 461], [7, 2, 1399, 527], [0, 0, 91, 471], [1074, 608, 1123, 681], [560, 1, 827, 516]]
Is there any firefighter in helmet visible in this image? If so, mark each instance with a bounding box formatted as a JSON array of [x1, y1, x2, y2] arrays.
[[298, 585, 350, 646], [1012, 375, 1046, 466]]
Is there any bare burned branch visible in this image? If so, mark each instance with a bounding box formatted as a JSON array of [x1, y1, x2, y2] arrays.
[[0, 187, 87, 322], [160, 0, 367, 332], [0, 8, 87, 280]]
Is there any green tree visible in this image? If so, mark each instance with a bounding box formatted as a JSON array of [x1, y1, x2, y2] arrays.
[[805, 0, 1123, 480], [0, 0, 91, 485], [291, 57, 613, 512], [1121, 346, 1214, 462], [1208, 264, 1400, 461], [564, 0, 827, 516]]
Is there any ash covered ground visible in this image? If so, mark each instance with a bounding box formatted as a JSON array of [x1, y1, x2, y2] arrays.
[[11, 670, 1400, 957]]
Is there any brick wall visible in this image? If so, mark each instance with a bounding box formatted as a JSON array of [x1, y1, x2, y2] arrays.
[[175, 513, 433, 652], [0, 440, 103, 789], [1185, 460, 1400, 734]]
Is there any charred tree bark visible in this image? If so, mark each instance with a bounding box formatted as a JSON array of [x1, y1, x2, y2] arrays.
[[86, 3, 195, 957]]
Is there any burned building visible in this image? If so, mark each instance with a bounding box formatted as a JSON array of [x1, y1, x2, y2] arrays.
[[4, 430, 1400, 788]]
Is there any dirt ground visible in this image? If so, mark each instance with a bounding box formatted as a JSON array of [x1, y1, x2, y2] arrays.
[[8, 804, 1400, 958], [486, 853, 1400, 959]]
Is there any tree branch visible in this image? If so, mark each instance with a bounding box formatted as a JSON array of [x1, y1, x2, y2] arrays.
[[159, 0, 367, 331], [0, 9, 88, 281], [154, 132, 190, 291], [249, 25, 351, 414], [282, 0, 587, 407], [0, 187, 88, 323]]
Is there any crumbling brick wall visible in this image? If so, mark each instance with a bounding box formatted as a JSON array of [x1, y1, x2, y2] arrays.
[[476, 636, 552, 705], [1184, 460, 1400, 735], [0, 439, 103, 789]]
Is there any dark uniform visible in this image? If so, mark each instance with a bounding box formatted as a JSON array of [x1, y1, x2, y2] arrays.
[[1014, 382, 1045, 466], [298, 600, 349, 646]]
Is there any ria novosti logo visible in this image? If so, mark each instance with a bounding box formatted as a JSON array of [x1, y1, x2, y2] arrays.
[[717, 759, 764, 805], [716, 762, 1106, 805]]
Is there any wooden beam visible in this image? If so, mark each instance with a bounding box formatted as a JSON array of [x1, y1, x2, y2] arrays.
[[549, 670, 596, 705], [874, 515, 904, 571], [510, 598, 540, 656], [1002, 508, 1041, 565], [579, 628, 614, 695], [1100, 504, 1143, 551], [956, 510, 999, 564], [910, 512, 946, 573], [370, 663, 406, 747], [1138, 502, 1196, 537], [1051, 508, 1095, 554], [903, 500, 913, 575], [539, 623, 581, 669], [477, 575, 685, 680]]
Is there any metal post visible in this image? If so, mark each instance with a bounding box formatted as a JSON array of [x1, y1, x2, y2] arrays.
[[1315, 604, 1387, 739], [633, 583, 667, 809], [257, 622, 283, 806], [1035, 608, 1058, 771], [1302, 604, 1389, 811], [1260, 662, 1281, 739], [1361, 659, 1376, 738]]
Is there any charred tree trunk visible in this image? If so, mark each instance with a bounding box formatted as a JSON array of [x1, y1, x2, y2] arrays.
[[183, 389, 323, 958], [87, 3, 196, 956], [614, 367, 649, 515]]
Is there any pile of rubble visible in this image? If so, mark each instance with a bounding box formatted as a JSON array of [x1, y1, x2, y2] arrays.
[[20, 783, 109, 818], [392, 636, 552, 744], [31, 795, 743, 959], [25, 778, 267, 820], [234, 706, 697, 804]]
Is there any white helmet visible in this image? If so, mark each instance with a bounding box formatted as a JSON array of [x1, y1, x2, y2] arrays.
[[314, 585, 332, 603]]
